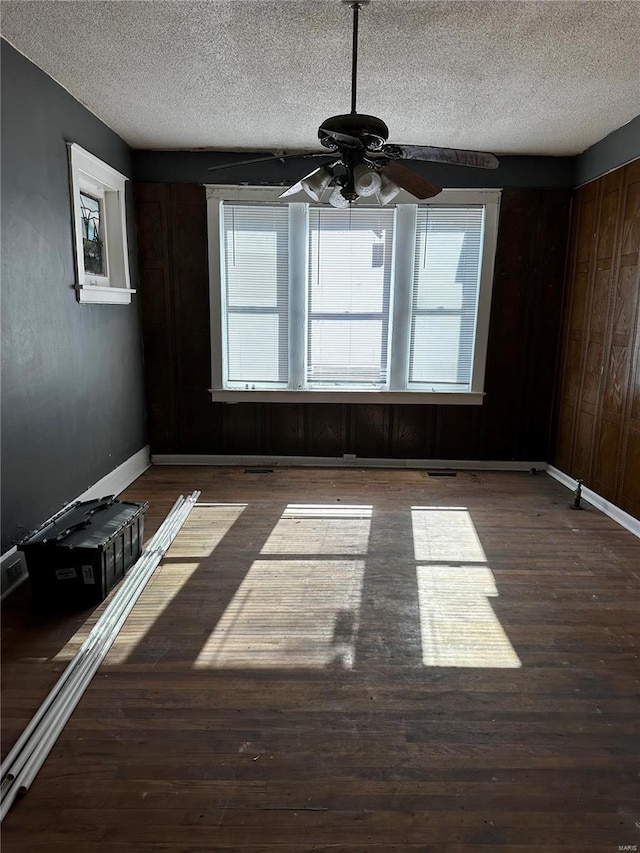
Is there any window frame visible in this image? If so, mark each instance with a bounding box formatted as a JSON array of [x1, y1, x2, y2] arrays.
[[68, 143, 135, 304], [206, 184, 500, 405]]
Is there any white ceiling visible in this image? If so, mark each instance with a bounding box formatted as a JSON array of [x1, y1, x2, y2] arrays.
[[2, 0, 639, 156]]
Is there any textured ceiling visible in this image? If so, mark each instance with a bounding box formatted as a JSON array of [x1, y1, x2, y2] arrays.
[[2, 0, 639, 156]]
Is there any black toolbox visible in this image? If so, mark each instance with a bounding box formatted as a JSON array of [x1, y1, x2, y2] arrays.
[[20, 497, 148, 607]]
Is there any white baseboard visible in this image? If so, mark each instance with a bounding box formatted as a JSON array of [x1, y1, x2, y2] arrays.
[[547, 465, 640, 539], [76, 445, 151, 503], [1, 445, 151, 601], [152, 454, 548, 472]]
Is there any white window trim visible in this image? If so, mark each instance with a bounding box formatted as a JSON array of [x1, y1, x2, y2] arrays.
[[68, 143, 135, 304], [206, 184, 500, 405]]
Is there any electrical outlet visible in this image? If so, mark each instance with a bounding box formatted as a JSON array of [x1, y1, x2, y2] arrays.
[[1, 549, 28, 600], [7, 561, 24, 582]]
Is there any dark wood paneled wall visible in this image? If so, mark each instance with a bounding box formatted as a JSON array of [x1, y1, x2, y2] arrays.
[[553, 159, 640, 517], [135, 184, 570, 461]]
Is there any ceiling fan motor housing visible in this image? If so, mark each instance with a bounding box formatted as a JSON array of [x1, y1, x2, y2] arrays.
[[318, 113, 390, 151]]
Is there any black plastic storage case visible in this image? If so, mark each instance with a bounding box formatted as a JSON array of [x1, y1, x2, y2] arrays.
[[20, 497, 148, 607]]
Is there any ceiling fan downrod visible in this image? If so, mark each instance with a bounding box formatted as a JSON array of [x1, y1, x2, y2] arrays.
[[350, 1, 360, 113], [344, 0, 369, 114], [320, 1, 387, 155]]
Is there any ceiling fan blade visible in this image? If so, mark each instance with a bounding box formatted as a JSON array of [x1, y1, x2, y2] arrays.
[[279, 180, 305, 198], [207, 152, 331, 173], [381, 162, 442, 200], [382, 144, 499, 170]]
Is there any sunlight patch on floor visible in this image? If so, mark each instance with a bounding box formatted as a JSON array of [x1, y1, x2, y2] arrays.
[[53, 504, 247, 663], [411, 507, 486, 563], [416, 565, 521, 667], [105, 561, 203, 663], [261, 504, 372, 555], [412, 507, 520, 668], [195, 558, 365, 669], [165, 504, 248, 558]]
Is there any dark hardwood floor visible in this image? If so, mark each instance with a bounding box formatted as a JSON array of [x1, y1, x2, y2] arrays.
[[2, 467, 639, 852]]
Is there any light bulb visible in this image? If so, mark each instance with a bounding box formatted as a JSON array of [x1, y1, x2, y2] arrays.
[[301, 167, 333, 202], [377, 174, 401, 205], [328, 186, 350, 208], [353, 164, 382, 197]]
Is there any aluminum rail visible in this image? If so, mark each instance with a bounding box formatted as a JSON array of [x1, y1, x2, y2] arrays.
[[0, 491, 200, 821]]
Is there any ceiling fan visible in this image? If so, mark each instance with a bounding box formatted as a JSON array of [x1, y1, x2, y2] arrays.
[[207, 0, 499, 207]]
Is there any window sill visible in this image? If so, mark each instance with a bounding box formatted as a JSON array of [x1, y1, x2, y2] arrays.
[[76, 285, 136, 304], [210, 389, 485, 405]]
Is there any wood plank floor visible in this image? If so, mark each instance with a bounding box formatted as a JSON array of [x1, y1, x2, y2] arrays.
[[2, 466, 639, 852]]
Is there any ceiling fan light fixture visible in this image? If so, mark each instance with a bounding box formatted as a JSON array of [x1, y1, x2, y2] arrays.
[[301, 167, 334, 202], [376, 174, 401, 206], [328, 186, 351, 209], [353, 163, 382, 197]]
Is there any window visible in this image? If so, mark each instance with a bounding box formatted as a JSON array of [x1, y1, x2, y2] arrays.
[[68, 143, 134, 304], [307, 207, 394, 388], [207, 186, 499, 404]]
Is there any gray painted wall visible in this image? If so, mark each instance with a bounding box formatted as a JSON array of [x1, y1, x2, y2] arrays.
[[1, 41, 146, 554], [574, 115, 640, 187]]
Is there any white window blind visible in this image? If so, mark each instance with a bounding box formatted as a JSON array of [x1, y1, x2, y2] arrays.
[[222, 203, 289, 387], [307, 207, 394, 387], [409, 206, 484, 390]]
